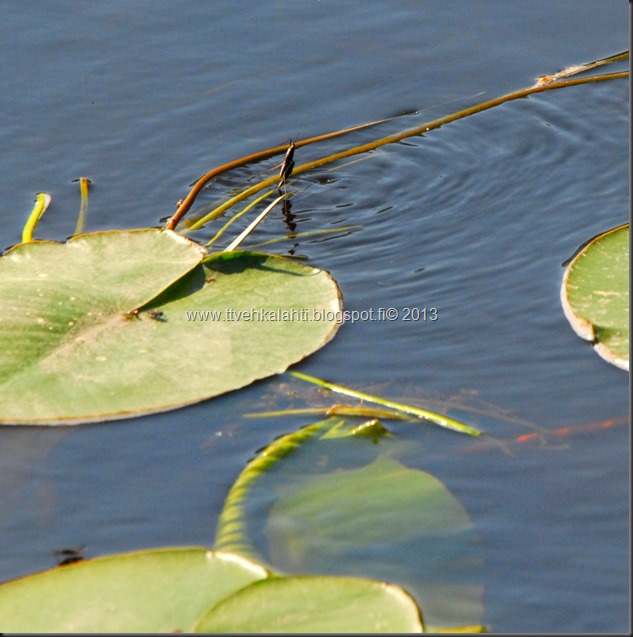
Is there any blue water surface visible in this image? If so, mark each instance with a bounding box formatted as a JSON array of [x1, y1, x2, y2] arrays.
[[0, 1, 628, 632]]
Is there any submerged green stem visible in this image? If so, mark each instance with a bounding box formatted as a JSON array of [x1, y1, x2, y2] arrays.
[[223, 193, 290, 252], [203, 189, 275, 245], [244, 405, 413, 420], [214, 417, 343, 560], [288, 371, 482, 436]]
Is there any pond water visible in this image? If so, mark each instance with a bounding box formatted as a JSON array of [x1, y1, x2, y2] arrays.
[[0, 1, 629, 632]]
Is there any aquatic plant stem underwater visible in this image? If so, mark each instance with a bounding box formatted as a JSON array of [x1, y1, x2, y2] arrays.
[[288, 371, 481, 436], [214, 416, 343, 558]]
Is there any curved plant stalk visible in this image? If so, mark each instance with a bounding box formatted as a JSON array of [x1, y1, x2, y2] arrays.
[[72, 177, 91, 235], [21, 192, 51, 243], [192, 65, 627, 224], [214, 416, 344, 560], [164, 112, 416, 231], [187, 155, 374, 234], [165, 93, 491, 232], [320, 417, 392, 440], [288, 371, 482, 436], [185, 175, 292, 229]]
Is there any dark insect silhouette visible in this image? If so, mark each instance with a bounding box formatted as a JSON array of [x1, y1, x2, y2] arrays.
[[277, 141, 296, 190], [53, 546, 85, 566], [147, 310, 167, 322]]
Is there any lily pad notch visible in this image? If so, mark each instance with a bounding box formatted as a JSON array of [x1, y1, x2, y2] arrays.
[[0, 228, 343, 425]]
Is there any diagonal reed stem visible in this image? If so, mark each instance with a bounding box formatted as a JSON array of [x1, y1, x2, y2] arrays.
[[288, 370, 482, 436], [169, 66, 627, 231], [164, 112, 416, 231]]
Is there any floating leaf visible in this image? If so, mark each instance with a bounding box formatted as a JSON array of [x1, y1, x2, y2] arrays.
[[0, 229, 342, 424], [0, 547, 268, 633], [265, 456, 483, 628], [561, 224, 629, 370], [193, 574, 424, 633]]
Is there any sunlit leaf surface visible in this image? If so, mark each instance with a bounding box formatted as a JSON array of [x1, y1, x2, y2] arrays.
[[561, 224, 629, 370], [0, 547, 268, 633], [0, 230, 342, 424], [193, 574, 424, 633]]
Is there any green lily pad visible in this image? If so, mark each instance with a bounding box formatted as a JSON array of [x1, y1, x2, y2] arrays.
[[561, 224, 629, 370], [0, 547, 268, 633], [264, 456, 483, 628], [193, 574, 424, 633], [0, 229, 342, 424]]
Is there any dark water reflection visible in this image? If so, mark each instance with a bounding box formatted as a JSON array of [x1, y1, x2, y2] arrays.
[[0, 1, 628, 632]]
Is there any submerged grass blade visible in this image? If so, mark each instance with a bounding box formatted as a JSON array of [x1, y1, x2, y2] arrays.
[[187, 178, 287, 229], [204, 190, 275, 245], [21, 192, 51, 243], [222, 193, 289, 252], [288, 371, 482, 436]]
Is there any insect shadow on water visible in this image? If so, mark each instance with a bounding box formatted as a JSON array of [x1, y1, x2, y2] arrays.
[[53, 546, 85, 567]]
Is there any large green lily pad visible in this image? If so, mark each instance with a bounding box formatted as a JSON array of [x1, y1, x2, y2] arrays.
[[0, 547, 268, 633], [0, 546, 429, 633], [193, 574, 424, 633], [0, 229, 342, 424], [561, 224, 629, 370]]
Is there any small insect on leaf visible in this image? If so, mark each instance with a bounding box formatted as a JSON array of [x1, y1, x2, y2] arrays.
[[147, 310, 167, 322]]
